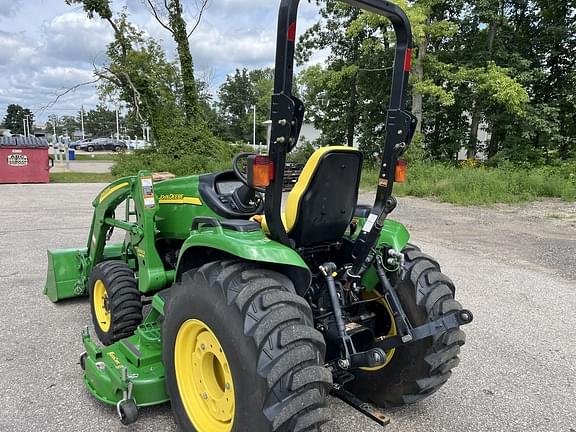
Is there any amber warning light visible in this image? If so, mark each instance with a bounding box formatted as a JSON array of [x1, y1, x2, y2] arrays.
[[395, 160, 407, 183], [247, 155, 275, 188]]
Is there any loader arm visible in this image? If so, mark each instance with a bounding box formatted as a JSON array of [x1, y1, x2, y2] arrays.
[[45, 172, 172, 302], [87, 172, 170, 294]]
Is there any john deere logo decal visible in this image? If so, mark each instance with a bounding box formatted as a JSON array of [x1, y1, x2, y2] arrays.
[[7, 154, 28, 167], [159, 193, 185, 201], [158, 194, 202, 205]]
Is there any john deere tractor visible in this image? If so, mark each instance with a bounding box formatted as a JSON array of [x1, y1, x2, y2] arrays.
[[44, 0, 472, 430]]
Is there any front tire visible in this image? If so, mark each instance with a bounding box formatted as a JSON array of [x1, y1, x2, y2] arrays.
[[162, 260, 332, 432], [348, 247, 466, 406], [88, 261, 143, 345]]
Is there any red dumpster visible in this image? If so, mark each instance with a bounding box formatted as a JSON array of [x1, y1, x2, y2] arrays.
[[0, 136, 50, 184]]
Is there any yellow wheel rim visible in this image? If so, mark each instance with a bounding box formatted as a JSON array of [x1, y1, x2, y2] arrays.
[[360, 290, 397, 372], [93, 280, 111, 332], [175, 319, 235, 432]]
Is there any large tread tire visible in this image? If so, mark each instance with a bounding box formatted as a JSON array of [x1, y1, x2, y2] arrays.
[[347, 246, 466, 406], [88, 261, 142, 345], [163, 260, 332, 432]]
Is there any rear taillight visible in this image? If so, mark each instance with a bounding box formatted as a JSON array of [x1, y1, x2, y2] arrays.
[[395, 160, 407, 183], [248, 155, 274, 188]]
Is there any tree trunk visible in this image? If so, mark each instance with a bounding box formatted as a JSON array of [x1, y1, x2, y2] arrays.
[[487, 20, 497, 56], [168, 0, 200, 124], [470, 8, 498, 161], [467, 106, 480, 160], [412, 26, 429, 133], [487, 124, 499, 158], [346, 74, 358, 147]]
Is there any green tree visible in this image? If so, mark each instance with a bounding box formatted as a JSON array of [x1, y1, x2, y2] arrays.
[[298, 0, 532, 162], [83, 106, 117, 137], [298, 2, 367, 149], [143, 0, 208, 124], [2, 104, 34, 135], [45, 115, 80, 137], [68, 1, 185, 138], [217, 68, 274, 144]]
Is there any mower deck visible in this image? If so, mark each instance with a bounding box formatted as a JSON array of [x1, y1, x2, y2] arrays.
[[81, 320, 168, 407]]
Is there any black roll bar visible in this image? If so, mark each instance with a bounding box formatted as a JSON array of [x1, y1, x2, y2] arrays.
[[265, 0, 415, 249]]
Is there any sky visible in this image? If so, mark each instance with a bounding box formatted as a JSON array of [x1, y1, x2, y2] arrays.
[[0, 0, 322, 124]]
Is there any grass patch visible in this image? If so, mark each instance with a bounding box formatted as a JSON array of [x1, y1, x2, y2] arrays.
[[361, 162, 576, 205], [74, 153, 116, 161], [50, 172, 115, 183]]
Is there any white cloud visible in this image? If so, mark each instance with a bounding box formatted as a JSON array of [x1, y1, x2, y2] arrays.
[[42, 12, 114, 64], [0, 0, 326, 121], [35, 66, 95, 89], [0, 31, 37, 66], [0, 0, 22, 18], [191, 25, 276, 68]]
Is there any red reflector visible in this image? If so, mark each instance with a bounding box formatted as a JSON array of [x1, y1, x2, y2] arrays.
[[403, 48, 413, 72], [287, 22, 297, 42]]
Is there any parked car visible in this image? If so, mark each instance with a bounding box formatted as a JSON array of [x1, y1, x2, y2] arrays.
[[77, 138, 127, 152], [69, 138, 93, 149]]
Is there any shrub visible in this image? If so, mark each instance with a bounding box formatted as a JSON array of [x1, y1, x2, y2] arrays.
[[361, 160, 576, 204], [112, 126, 251, 177]]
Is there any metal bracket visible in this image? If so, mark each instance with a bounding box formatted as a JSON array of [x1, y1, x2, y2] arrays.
[[331, 387, 390, 427], [376, 309, 473, 351], [116, 367, 135, 418]]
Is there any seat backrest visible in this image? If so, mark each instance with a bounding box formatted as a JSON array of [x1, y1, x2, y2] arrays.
[[285, 146, 363, 247]]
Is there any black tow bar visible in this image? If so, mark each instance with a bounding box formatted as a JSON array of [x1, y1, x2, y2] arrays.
[[375, 254, 473, 352]]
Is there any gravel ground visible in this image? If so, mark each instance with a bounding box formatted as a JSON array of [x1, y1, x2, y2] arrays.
[[0, 183, 575, 432]]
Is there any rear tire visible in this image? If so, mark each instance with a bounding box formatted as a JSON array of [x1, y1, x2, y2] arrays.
[[347, 247, 466, 406], [87, 145, 95, 152], [88, 261, 143, 346], [162, 260, 332, 432]]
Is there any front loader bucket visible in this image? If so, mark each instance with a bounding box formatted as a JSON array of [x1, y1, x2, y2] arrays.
[[44, 244, 123, 302]]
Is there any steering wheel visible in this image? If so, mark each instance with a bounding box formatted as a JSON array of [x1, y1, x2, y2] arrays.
[[232, 152, 266, 193]]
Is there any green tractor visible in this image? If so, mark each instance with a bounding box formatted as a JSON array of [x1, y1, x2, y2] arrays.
[[45, 0, 472, 430]]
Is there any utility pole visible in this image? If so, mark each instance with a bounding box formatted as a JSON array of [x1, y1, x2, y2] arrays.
[[52, 116, 57, 141], [80, 105, 85, 140], [115, 105, 120, 141], [253, 105, 257, 151], [23, 118, 27, 137]]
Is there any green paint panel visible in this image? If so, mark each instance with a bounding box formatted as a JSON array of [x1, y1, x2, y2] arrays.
[[379, 219, 410, 251], [154, 175, 220, 240], [82, 322, 168, 407], [179, 225, 309, 270]]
